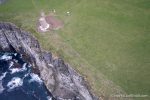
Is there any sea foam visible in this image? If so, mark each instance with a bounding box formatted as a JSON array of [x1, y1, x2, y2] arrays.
[[47, 96, 52, 100], [0, 55, 12, 60], [0, 72, 7, 93], [10, 63, 27, 74], [0, 72, 7, 80], [29, 73, 43, 84], [0, 82, 4, 94], [7, 77, 23, 90]]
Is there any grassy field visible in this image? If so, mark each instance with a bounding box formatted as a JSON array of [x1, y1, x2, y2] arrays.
[[0, 0, 150, 99]]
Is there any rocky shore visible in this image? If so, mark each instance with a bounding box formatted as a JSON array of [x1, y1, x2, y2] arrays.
[[0, 22, 98, 100]]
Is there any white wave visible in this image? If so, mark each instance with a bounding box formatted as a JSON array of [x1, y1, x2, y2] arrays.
[[14, 53, 17, 56], [22, 63, 27, 70], [0, 72, 7, 80], [22, 73, 29, 79], [29, 73, 43, 84], [7, 77, 23, 90], [10, 68, 21, 74], [0, 72, 7, 94], [47, 96, 52, 100], [9, 61, 14, 68], [0, 82, 4, 94], [0, 55, 12, 60], [14, 59, 18, 63], [10, 63, 27, 74]]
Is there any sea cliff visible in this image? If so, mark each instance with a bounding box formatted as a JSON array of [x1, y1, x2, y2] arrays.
[[0, 22, 98, 100]]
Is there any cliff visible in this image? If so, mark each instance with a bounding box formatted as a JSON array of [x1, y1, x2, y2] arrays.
[[0, 0, 6, 4], [0, 22, 98, 100]]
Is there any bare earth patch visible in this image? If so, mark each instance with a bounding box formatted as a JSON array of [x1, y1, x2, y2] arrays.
[[37, 13, 63, 32]]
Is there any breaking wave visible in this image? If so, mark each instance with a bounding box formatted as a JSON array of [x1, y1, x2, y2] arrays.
[[7, 77, 23, 91], [0, 52, 54, 100]]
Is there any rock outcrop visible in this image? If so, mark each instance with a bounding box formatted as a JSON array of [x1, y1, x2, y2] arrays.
[[0, 0, 6, 4], [0, 22, 98, 100]]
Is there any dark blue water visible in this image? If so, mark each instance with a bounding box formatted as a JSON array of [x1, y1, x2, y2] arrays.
[[0, 52, 54, 100]]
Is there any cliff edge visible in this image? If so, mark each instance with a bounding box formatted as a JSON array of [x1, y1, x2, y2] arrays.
[[0, 22, 98, 100]]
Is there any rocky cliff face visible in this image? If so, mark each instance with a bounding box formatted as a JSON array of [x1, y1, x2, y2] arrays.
[[0, 22, 98, 100], [0, 0, 6, 4]]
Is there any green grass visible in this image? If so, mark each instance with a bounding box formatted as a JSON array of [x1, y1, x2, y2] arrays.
[[0, 0, 150, 99], [61, 0, 150, 95]]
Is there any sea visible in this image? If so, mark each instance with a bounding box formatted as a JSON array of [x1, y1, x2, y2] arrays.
[[0, 52, 54, 100]]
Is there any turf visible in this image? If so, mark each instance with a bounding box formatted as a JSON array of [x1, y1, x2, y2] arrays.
[[0, 0, 150, 99]]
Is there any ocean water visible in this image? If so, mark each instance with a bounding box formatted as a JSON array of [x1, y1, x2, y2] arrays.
[[0, 52, 54, 100]]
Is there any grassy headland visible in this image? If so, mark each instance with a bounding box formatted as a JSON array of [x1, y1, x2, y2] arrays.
[[0, 0, 150, 99]]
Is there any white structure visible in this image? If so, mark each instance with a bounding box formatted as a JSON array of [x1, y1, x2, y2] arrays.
[[53, 9, 56, 13], [67, 11, 70, 14], [66, 11, 70, 16], [67, 11, 70, 16], [39, 17, 50, 32]]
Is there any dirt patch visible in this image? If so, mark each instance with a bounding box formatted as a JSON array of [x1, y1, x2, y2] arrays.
[[37, 13, 63, 32], [45, 15, 63, 30]]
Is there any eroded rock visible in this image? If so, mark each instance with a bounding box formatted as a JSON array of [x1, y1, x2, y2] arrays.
[[0, 22, 98, 100], [0, 0, 6, 4]]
